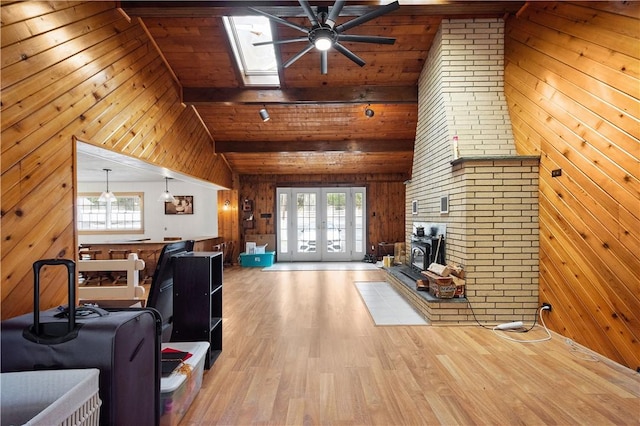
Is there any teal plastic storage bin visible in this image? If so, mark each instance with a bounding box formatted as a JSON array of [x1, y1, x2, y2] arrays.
[[240, 251, 275, 267]]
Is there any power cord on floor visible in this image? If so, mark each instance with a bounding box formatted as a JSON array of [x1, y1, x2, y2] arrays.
[[466, 299, 498, 329], [491, 307, 552, 343], [467, 299, 540, 331], [467, 299, 552, 343]]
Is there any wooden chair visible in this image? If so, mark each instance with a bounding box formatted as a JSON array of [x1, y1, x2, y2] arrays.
[[109, 249, 131, 285], [212, 242, 228, 264], [137, 248, 159, 284], [224, 241, 235, 265], [79, 248, 107, 286]]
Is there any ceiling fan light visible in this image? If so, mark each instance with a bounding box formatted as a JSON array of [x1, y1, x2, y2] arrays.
[[259, 108, 270, 122], [314, 36, 332, 51], [365, 107, 375, 118]]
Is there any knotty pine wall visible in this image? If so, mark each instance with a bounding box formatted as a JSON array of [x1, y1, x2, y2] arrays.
[[1, 1, 232, 319], [217, 188, 240, 262], [504, 2, 639, 370], [238, 174, 407, 257]]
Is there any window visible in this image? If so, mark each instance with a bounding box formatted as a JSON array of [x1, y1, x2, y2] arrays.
[[223, 16, 280, 86], [77, 193, 143, 234]]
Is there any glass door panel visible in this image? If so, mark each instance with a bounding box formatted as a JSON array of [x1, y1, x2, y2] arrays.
[[322, 190, 347, 260], [278, 192, 289, 254], [296, 191, 319, 260], [354, 190, 365, 256]]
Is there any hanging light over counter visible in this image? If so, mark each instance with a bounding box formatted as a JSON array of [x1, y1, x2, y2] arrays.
[[158, 177, 176, 203], [98, 168, 116, 203]]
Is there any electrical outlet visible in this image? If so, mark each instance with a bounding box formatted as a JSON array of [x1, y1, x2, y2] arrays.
[[551, 169, 562, 177], [541, 302, 552, 312]]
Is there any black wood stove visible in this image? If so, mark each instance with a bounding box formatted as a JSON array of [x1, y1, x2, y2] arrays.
[[410, 236, 445, 272]]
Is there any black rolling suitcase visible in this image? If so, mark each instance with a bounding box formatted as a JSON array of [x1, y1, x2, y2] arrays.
[[1, 259, 162, 426]]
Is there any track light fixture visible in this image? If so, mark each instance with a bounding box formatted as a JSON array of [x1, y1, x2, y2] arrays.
[[259, 107, 270, 122], [158, 177, 176, 203], [98, 168, 116, 203], [364, 105, 375, 118]]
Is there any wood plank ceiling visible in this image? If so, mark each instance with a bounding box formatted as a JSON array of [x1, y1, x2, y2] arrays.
[[121, 1, 524, 175]]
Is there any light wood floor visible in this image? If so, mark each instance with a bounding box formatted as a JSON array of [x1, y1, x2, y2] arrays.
[[180, 266, 640, 425]]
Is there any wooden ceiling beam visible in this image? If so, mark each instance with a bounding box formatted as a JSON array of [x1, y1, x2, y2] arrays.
[[183, 86, 417, 105], [121, 2, 386, 18], [215, 139, 414, 153], [120, 1, 524, 18]]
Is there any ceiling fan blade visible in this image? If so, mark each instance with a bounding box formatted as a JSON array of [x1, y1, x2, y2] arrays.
[[248, 7, 309, 34], [320, 50, 328, 75], [333, 42, 365, 67], [337, 34, 396, 45], [298, 0, 319, 27], [326, 0, 346, 28], [283, 43, 315, 68], [253, 37, 309, 47], [335, 1, 399, 34]]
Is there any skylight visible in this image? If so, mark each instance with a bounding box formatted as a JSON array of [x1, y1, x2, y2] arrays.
[[223, 16, 280, 86]]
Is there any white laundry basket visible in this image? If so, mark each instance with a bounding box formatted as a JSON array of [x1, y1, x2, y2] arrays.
[[1, 369, 101, 426]]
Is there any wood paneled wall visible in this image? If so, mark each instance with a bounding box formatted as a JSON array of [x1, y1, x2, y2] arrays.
[[1, 1, 232, 319], [217, 189, 239, 262], [505, 1, 639, 369], [238, 174, 407, 256]]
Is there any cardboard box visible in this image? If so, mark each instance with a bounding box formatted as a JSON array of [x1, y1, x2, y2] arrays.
[[394, 242, 406, 264], [247, 242, 268, 254], [239, 251, 275, 267], [160, 341, 209, 426], [428, 281, 456, 298], [253, 234, 276, 250], [422, 270, 455, 298]]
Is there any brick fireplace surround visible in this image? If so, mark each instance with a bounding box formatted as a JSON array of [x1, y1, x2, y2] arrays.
[[397, 18, 540, 325]]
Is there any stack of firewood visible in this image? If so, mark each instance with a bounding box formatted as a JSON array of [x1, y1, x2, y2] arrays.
[[417, 263, 465, 298]]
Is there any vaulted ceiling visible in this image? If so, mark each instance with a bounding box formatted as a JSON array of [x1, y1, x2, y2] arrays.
[[120, 1, 525, 176]]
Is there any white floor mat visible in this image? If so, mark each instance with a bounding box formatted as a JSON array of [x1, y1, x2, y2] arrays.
[[355, 281, 428, 326], [262, 262, 379, 271]]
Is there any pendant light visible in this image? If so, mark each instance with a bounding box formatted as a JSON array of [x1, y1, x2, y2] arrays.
[[98, 168, 116, 203], [259, 107, 270, 122], [158, 177, 176, 203]]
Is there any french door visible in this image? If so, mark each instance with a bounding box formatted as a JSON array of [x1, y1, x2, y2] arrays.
[[277, 187, 366, 261]]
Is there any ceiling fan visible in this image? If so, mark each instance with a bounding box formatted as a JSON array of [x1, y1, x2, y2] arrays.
[[249, 1, 400, 74]]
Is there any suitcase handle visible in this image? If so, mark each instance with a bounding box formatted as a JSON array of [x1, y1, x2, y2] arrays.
[[54, 305, 109, 318], [25, 259, 79, 343]]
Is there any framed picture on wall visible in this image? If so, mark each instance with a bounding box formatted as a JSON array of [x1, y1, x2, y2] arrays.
[[165, 196, 194, 215]]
